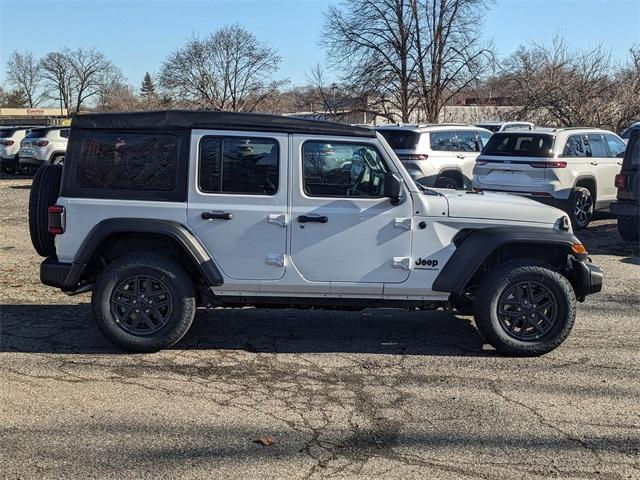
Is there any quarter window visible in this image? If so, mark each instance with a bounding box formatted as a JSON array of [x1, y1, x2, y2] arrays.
[[199, 136, 279, 195], [303, 141, 389, 197], [77, 132, 178, 191]]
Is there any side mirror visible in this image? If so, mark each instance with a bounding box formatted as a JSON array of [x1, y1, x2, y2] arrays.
[[384, 172, 402, 205]]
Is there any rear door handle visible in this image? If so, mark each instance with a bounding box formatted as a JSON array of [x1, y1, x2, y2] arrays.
[[590, 161, 599, 166], [456, 154, 465, 159], [297, 215, 328, 223], [202, 211, 233, 220], [617, 160, 623, 165]]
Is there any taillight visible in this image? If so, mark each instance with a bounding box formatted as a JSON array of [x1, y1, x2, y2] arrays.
[[48, 205, 65, 235], [529, 161, 567, 168], [400, 154, 428, 161], [615, 173, 628, 189], [1, 140, 15, 146], [34, 140, 49, 147]]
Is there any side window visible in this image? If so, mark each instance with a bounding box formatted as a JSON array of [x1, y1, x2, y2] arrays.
[[59, 129, 70, 139], [478, 131, 493, 148], [604, 134, 626, 158], [199, 136, 278, 195], [456, 131, 482, 152], [303, 141, 389, 197], [430, 131, 458, 151], [562, 135, 587, 157], [77, 132, 178, 191], [587, 134, 608, 157]]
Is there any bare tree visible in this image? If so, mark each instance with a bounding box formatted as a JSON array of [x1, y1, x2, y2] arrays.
[[0, 86, 28, 108], [411, 0, 493, 122], [40, 48, 122, 114], [6, 51, 44, 107], [95, 81, 142, 112], [40, 50, 75, 112], [503, 35, 622, 129], [160, 24, 286, 111], [323, 0, 419, 122]]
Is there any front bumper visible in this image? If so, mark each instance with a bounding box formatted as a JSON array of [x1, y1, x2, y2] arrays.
[[610, 200, 639, 218], [571, 257, 603, 301], [41, 256, 87, 293]]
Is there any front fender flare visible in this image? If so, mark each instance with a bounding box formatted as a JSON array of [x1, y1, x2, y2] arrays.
[[432, 226, 581, 294]]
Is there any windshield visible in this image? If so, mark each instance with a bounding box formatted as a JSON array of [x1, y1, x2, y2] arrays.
[[482, 132, 554, 157], [378, 130, 421, 150]]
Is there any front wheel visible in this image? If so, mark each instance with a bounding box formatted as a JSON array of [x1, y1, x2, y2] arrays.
[[473, 260, 576, 356], [435, 175, 461, 189], [51, 155, 65, 166], [91, 252, 196, 352]]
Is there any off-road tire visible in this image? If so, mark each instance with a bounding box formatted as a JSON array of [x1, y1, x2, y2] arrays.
[[617, 215, 639, 242], [473, 259, 576, 356], [435, 175, 460, 189], [91, 252, 196, 353], [28, 164, 63, 257], [569, 187, 594, 230]]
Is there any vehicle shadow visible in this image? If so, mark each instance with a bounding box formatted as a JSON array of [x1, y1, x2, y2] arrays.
[[0, 304, 488, 357], [576, 221, 639, 257]]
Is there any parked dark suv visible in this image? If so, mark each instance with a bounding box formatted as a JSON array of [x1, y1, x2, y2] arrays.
[[611, 129, 640, 241]]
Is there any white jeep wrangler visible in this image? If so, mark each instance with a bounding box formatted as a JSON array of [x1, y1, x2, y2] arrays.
[[30, 111, 603, 355]]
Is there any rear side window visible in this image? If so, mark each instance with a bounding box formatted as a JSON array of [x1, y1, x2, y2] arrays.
[[59, 129, 70, 139], [378, 130, 420, 150], [456, 131, 482, 152], [483, 133, 554, 157], [77, 132, 178, 191], [563, 135, 588, 157], [586, 134, 608, 157], [604, 134, 626, 158], [199, 136, 278, 195]]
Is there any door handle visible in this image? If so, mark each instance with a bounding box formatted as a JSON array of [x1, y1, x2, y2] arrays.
[[589, 161, 598, 166], [202, 211, 233, 220], [456, 154, 465, 159], [617, 160, 623, 165], [297, 215, 328, 223]]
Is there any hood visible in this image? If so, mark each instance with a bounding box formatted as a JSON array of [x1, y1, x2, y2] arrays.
[[441, 190, 566, 225]]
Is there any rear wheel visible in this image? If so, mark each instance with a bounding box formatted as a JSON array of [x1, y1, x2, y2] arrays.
[[569, 187, 594, 230], [91, 252, 196, 352], [51, 154, 65, 166], [473, 260, 576, 356], [617, 215, 639, 241], [435, 175, 461, 189]]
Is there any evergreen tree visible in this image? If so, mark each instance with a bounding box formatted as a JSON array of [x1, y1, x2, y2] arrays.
[[140, 72, 156, 100]]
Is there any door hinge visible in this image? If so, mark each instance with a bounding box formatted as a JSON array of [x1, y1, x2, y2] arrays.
[[392, 257, 411, 270], [266, 254, 285, 267], [267, 213, 287, 227], [394, 217, 412, 230]]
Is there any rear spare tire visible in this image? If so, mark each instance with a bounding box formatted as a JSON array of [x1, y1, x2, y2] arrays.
[[29, 164, 63, 257]]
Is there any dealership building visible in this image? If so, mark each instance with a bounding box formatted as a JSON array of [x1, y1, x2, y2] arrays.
[[0, 108, 69, 127]]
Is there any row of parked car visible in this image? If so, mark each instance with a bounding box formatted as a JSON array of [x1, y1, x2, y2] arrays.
[[0, 125, 69, 174], [374, 121, 637, 238]]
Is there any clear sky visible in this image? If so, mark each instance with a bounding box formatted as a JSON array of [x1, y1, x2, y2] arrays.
[[0, 0, 638, 91]]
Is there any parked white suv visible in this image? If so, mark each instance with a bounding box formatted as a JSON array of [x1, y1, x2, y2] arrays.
[[474, 121, 535, 133], [473, 128, 627, 229], [18, 126, 69, 173], [0, 126, 33, 173], [376, 124, 493, 189], [29, 111, 602, 356]]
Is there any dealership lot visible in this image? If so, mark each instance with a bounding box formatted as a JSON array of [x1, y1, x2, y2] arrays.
[[0, 176, 638, 479]]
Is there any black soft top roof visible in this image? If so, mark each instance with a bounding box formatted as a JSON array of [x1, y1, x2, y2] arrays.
[[71, 110, 376, 138]]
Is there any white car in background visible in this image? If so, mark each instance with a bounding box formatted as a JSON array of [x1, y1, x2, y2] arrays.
[[18, 126, 70, 173], [0, 126, 34, 173], [376, 124, 493, 189], [474, 121, 535, 133], [473, 128, 627, 229]]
